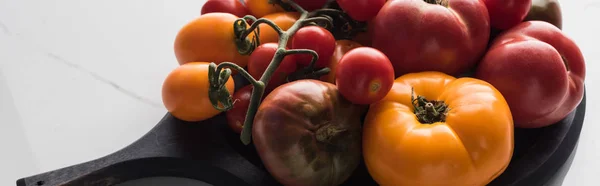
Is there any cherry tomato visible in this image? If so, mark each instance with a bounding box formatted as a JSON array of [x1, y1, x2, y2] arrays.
[[321, 40, 362, 83], [174, 13, 254, 67], [335, 47, 394, 105], [162, 62, 235, 122], [337, 0, 386, 21], [290, 26, 336, 68], [248, 43, 297, 92], [226, 85, 253, 134], [246, 0, 285, 18], [201, 0, 249, 18], [259, 12, 300, 44], [483, 0, 532, 30]]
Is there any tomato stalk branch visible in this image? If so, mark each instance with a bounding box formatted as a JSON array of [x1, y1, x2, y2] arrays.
[[209, 0, 333, 145]]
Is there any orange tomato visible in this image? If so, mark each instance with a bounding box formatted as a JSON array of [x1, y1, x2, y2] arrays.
[[174, 13, 254, 67], [321, 40, 362, 83], [246, 0, 285, 18], [363, 72, 514, 186], [162, 62, 235, 122], [258, 12, 300, 44]]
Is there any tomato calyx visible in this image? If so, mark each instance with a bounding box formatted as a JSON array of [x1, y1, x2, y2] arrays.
[[234, 18, 261, 55], [411, 88, 450, 124], [424, 0, 449, 7]]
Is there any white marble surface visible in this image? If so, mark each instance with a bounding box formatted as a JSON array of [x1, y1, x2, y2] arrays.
[[0, 0, 598, 185]]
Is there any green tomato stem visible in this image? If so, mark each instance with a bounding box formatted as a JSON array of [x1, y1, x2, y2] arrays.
[[209, 0, 326, 145]]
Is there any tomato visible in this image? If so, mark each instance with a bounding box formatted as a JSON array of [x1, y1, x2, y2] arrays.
[[524, 0, 562, 29], [335, 47, 394, 105], [226, 85, 253, 134], [483, 0, 532, 30], [291, 26, 336, 68], [258, 12, 300, 44], [475, 21, 585, 128], [246, 0, 285, 18], [248, 43, 297, 92], [162, 62, 236, 122], [320, 40, 362, 83], [201, 0, 249, 18], [363, 72, 514, 186], [351, 25, 373, 47], [337, 0, 386, 21], [174, 13, 254, 67], [371, 0, 490, 77], [253, 80, 364, 186]]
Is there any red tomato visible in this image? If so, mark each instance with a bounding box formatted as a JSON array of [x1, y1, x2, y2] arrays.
[[226, 85, 253, 134], [337, 0, 386, 21], [291, 26, 336, 68], [201, 0, 249, 18], [371, 0, 490, 77], [321, 40, 362, 83], [475, 21, 585, 128], [335, 47, 394, 105], [483, 0, 532, 30], [248, 43, 297, 92]]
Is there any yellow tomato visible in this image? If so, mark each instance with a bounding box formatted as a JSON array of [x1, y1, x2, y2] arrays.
[[246, 0, 285, 18], [363, 71, 514, 186], [162, 62, 235, 122], [258, 12, 300, 44], [174, 13, 254, 67]]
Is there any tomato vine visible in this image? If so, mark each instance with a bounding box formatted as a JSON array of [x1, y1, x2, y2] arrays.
[[207, 0, 343, 145]]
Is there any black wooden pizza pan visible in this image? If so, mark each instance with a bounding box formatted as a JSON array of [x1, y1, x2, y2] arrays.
[[16, 75, 586, 186]]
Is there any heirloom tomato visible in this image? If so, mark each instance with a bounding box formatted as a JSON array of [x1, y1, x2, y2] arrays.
[[291, 26, 336, 68], [483, 0, 532, 30], [248, 43, 297, 93], [226, 85, 253, 134], [371, 0, 490, 77], [253, 80, 364, 186], [363, 72, 514, 186], [524, 0, 562, 29], [201, 0, 249, 18], [320, 40, 362, 83], [258, 12, 300, 44], [337, 0, 386, 21], [335, 47, 394, 105], [174, 13, 254, 67], [162, 62, 235, 122], [246, 0, 284, 18], [476, 21, 585, 128]]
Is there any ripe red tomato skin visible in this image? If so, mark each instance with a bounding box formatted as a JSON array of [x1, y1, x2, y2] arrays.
[[226, 85, 254, 134], [291, 26, 336, 69], [337, 0, 386, 21], [483, 0, 532, 30], [475, 21, 586, 128], [335, 47, 395, 105], [248, 43, 297, 93], [371, 0, 490, 77], [321, 40, 362, 83], [201, 0, 249, 18]]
